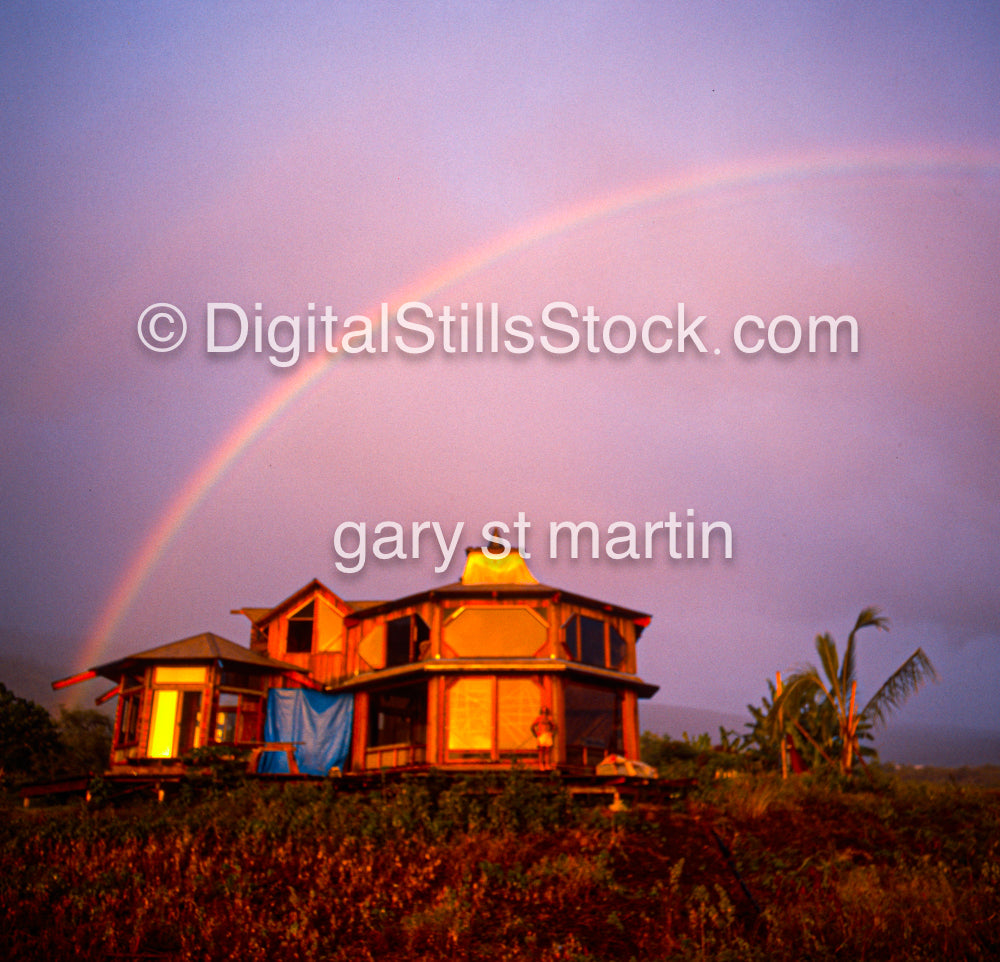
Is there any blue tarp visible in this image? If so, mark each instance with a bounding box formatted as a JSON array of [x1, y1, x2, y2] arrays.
[[258, 688, 354, 775]]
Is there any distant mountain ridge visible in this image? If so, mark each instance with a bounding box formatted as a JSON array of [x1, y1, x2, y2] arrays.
[[640, 702, 1000, 769]]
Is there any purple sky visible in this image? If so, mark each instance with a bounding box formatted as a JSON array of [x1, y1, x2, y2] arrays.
[[2, 3, 998, 750]]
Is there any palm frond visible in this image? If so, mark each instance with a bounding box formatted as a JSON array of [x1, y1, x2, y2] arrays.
[[840, 606, 890, 695], [815, 634, 842, 710], [860, 647, 936, 729]]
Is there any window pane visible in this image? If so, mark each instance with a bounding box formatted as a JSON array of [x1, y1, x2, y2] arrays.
[[579, 616, 606, 667], [385, 616, 412, 667], [215, 708, 236, 743], [148, 690, 178, 758], [563, 615, 579, 659], [286, 602, 314, 653], [444, 607, 547, 657], [117, 691, 141, 745], [564, 683, 622, 761], [221, 669, 263, 691], [447, 678, 494, 750], [497, 677, 540, 751], [414, 615, 430, 659], [368, 683, 428, 747], [177, 691, 202, 754], [609, 625, 627, 670], [154, 666, 206, 685]]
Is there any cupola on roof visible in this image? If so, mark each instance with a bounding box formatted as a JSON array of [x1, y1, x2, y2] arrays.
[[460, 541, 539, 585]]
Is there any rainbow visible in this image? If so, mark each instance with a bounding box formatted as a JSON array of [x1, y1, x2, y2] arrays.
[[76, 144, 1000, 681]]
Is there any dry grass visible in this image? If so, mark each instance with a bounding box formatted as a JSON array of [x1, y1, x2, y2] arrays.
[[1, 774, 998, 960]]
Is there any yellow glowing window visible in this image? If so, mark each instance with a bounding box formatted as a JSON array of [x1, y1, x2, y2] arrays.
[[447, 678, 494, 751], [153, 666, 207, 686], [497, 677, 540, 751], [148, 689, 202, 758], [148, 689, 179, 758], [443, 607, 547, 658]]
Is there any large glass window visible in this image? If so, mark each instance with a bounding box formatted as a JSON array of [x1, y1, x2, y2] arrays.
[[148, 690, 178, 758], [563, 682, 622, 766], [447, 678, 493, 752], [147, 689, 202, 758], [446, 676, 542, 759], [497, 677, 540, 752]]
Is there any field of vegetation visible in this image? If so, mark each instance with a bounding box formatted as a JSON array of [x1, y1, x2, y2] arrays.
[[2, 767, 998, 961]]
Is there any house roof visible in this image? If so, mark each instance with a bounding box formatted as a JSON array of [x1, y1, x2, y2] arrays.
[[234, 607, 273, 625], [343, 578, 652, 629], [327, 657, 660, 699], [92, 632, 300, 679], [232, 578, 377, 627], [234, 549, 652, 634]]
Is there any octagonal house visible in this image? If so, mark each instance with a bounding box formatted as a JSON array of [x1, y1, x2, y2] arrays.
[[52, 632, 306, 773], [239, 543, 659, 774]]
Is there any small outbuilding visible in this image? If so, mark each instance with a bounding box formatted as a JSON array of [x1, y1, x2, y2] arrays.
[[53, 633, 305, 772]]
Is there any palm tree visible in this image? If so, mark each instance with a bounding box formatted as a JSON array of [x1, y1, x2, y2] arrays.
[[772, 608, 936, 775]]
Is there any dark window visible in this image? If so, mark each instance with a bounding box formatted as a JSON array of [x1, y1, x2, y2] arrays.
[[385, 614, 430, 667], [609, 625, 627, 670], [563, 683, 622, 766], [368, 683, 427, 747], [287, 600, 315, 653], [220, 669, 264, 691], [117, 689, 142, 747], [579, 616, 605, 667], [177, 691, 202, 755], [563, 614, 626, 668], [386, 616, 411, 668]]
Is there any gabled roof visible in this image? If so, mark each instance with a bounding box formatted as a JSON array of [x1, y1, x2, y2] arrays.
[[232, 578, 373, 626], [92, 632, 300, 679], [234, 607, 273, 625]]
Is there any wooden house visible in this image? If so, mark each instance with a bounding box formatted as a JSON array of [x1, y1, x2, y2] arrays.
[[55, 544, 659, 777], [238, 543, 658, 774]]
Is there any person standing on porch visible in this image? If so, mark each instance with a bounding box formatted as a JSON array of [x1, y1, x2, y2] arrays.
[[531, 706, 556, 771]]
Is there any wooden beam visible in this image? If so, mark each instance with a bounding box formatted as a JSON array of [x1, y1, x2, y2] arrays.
[[52, 669, 97, 690], [96, 684, 121, 705], [284, 670, 322, 690]]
